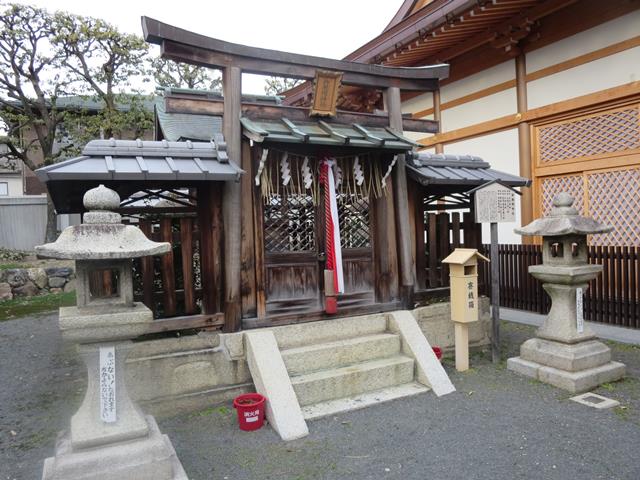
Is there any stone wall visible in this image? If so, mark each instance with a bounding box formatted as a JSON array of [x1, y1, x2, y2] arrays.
[[412, 296, 491, 351], [0, 267, 75, 301], [126, 299, 491, 417]]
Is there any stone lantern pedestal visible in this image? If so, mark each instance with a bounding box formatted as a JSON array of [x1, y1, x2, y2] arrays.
[[36, 185, 188, 479], [507, 193, 625, 393]]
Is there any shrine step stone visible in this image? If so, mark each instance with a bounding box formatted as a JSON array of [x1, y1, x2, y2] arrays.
[[270, 313, 388, 350], [301, 382, 430, 420], [290, 355, 415, 407], [281, 333, 401, 376]]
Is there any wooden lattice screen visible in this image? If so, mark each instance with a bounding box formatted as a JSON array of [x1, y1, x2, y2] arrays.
[[338, 193, 371, 249], [534, 101, 640, 247], [263, 193, 316, 252], [540, 174, 585, 216], [587, 168, 640, 246], [538, 106, 640, 163]]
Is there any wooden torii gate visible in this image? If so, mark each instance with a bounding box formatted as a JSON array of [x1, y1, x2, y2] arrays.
[[142, 17, 448, 331]]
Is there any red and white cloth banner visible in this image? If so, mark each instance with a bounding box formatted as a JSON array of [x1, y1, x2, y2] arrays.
[[321, 158, 344, 294]]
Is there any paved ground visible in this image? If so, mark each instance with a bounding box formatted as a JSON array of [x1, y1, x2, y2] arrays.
[[1, 314, 639, 480]]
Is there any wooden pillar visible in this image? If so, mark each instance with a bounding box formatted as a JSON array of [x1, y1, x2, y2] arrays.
[[222, 65, 242, 332], [433, 89, 444, 154], [516, 53, 533, 234], [386, 86, 414, 308], [197, 185, 223, 314]]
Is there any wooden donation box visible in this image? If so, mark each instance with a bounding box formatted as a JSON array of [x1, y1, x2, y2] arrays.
[[443, 248, 489, 371]]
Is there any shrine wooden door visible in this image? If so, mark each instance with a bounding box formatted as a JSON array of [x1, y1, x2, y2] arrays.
[[260, 186, 375, 318]]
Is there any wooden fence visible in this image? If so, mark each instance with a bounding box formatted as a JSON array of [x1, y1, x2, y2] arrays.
[[480, 244, 640, 329]]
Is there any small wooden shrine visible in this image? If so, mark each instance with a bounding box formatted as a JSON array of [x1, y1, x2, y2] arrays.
[[36, 18, 528, 334]]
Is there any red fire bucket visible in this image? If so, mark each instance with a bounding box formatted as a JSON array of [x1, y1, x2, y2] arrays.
[[233, 393, 266, 431], [432, 346, 443, 361]]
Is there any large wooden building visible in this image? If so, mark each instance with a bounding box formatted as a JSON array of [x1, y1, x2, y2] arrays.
[[36, 16, 527, 332], [287, 0, 640, 246]]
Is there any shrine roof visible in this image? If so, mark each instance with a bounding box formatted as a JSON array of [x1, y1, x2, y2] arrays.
[[35, 138, 242, 213], [407, 152, 530, 187], [240, 117, 418, 151], [155, 98, 222, 142]]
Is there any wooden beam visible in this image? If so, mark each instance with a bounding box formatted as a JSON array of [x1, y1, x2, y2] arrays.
[[417, 81, 640, 147], [387, 86, 414, 308], [145, 313, 225, 334], [516, 52, 533, 232], [164, 94, 440, 133], [318, 120, 350, 144], [142, 17, 448, 91], [432, 88, 443, 154], [222, 65, 243, 332]]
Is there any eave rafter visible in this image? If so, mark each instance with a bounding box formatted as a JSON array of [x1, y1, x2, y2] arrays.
[[381, 0, 580, 67]]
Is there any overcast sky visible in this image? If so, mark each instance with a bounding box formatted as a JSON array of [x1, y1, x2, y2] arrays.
[[13, 0, 403, 94]]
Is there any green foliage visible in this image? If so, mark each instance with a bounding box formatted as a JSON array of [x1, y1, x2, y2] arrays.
[[0, 290, 76, 321], [151, 57, 221, 92], [0, 247, 27, 262], [264, 76, 303, 96]]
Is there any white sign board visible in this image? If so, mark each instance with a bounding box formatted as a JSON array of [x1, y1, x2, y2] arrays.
[[474, 183, 516, 223], [99, 346, 117, 423], [576, 287, 584, 334]]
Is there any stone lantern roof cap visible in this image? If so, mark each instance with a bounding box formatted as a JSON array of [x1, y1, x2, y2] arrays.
[[514, 192, 612, 237], [35, 185, 171, 260]]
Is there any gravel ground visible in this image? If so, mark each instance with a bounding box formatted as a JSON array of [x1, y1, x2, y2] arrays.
[[1, 315, 639, 480]]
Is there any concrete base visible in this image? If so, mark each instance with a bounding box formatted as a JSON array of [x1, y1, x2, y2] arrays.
[[301, 382, 429, 420], [42, 416, 188, 480], [245, 330, 309, 441], [508, 356, 625, 393], [387, 311, 455, 396]]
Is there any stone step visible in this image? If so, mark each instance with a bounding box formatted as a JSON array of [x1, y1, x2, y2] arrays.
[[281, 333, 401, 376], [301, 382, 430, 420], [291, 355, 415, 406], [270, 313, 388, 350]]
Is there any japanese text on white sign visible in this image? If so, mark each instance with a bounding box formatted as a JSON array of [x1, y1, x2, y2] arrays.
[[99, 346, 116, 423]]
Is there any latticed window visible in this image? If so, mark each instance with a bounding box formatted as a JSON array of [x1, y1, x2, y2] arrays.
[[538, 107, 640, 163], [263, 193, 316, 252], [337, 193, 371, 249]]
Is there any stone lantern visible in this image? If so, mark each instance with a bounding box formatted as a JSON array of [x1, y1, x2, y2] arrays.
[[36, 185, 187, 479], [507, 192, 625, 393]]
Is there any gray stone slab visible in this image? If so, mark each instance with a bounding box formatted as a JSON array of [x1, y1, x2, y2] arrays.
[[42, 416, 188, 480], [520, 338, 611, 371]]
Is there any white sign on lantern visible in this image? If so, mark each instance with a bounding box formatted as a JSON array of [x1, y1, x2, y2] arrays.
[[474, 182, 516, 223]]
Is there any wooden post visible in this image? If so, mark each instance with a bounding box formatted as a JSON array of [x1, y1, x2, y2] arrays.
[[198, 185, 223, 314], [490, 222, 500, 363], [386, 86, 414, 308], [516, 53, 533, 233], [222, 65, 243, 332], [433, 89, 443, 154], [454, 323, 469, 372]]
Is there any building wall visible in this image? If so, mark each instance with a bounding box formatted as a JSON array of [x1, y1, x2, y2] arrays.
[[406, 11, 640, 245], [0, 175, 23, 196], [0, 196, 47, 250]]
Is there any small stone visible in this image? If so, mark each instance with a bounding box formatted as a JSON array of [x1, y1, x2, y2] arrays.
[[50, 287, 63, 294], [0, 282, 12, 301], [45, 267, 73, 278], [63, 278, 76, 293], [13, 281, 39, 297], [48, 276, 67, 289], [5, 269, 27, 288], [27, 268, 48, 289]]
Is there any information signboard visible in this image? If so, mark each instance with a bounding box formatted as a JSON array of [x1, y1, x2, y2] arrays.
[[474, 182, 516, 223]]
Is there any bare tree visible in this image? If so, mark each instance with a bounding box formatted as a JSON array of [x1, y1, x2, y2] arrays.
[[264, 76, 303, 96], [151, 57, 221, 91], [0, 3, 71, 241]]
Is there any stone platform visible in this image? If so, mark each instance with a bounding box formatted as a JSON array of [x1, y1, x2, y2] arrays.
[[508, 338, 625, 393], [42, 416, 188, 480]]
